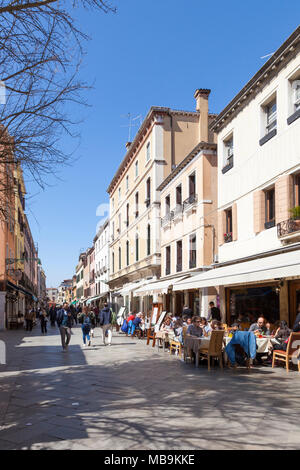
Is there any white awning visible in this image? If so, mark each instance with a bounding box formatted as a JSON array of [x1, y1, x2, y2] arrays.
[[134, 276, 189, 296], [119, 280, 149, 297], [173, 250, 300, 291]]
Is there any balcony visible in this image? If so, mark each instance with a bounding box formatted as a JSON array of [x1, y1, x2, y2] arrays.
[[224, 232, 233, 243], [277, 217, 300, 243], [161, 211, 174, 228], [183, 194, 197, 213], [173, 204, 183, 221]]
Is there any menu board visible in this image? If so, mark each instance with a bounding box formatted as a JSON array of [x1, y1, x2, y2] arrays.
[[154, 311, 167, 333], [151, 307, 159, 326], [116, 306, 127, 326]]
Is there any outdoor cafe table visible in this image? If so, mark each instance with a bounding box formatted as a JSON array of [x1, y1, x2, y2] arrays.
[[184, 335, 273, 367], [155, 330, 176, 351]]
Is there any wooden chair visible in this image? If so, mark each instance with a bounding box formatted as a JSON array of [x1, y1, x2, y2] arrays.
[[169, 339, 182, 356], [272, 332, 300, 373], [198, 330, 225, 370], [146, 328, 156, 347]]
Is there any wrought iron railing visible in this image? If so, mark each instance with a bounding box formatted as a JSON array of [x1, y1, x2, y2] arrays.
[[161, 211, 174, 227], [277, 217, 300, 237], [183, 194, 197, 210]]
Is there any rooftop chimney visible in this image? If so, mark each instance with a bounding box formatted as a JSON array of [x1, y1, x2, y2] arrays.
[[194, 89, 211, 142]]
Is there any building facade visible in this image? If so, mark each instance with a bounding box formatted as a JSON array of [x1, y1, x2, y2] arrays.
[[107, 100, 213, 313], [176, 27, 300, 326], [94, 218, 110, 307]]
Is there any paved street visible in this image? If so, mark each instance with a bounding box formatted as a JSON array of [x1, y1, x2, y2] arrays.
[[0, 324, 300, 450]]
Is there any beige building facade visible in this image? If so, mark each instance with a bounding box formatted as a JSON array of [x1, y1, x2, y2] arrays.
[[107, 91, 217, 314]]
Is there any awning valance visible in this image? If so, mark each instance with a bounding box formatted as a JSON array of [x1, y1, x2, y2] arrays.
[[134, 275, 189, 296], [173, 250, 300, 291], [119, 280, 149, 297]]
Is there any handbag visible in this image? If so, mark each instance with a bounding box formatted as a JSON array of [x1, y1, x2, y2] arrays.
[[121, 319, 128, 333]]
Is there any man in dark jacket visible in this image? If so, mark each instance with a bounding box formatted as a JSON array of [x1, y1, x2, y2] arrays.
[[100, 303, 112, 346], [207, 302, 221, 322], [57, 303, 73, 351]]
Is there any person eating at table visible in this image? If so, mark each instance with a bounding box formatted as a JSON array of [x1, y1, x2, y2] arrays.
[[200, 317, 211, 336], [249, 316, 267, 335], [187, 316, 203, 337]]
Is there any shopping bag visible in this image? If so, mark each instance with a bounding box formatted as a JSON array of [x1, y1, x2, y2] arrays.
[[121, 319, 128, 333]]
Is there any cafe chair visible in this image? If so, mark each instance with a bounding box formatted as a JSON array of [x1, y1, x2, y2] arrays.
[[272, 332, 300, 373], [169, 338, 182, 356], [146, 328, 156, 347], [198, 330, 225, 370]]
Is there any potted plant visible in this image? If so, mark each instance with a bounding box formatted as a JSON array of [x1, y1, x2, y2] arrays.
[[289, 206, 300, 219], [289, 206, 300, 232]]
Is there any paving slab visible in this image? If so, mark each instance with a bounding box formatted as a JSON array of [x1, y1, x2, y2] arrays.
[[0, 325, 300, 450]]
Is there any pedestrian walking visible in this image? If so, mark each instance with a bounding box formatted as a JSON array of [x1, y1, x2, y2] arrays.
[[99, 302, 112, 346], [79, 307, 92, 347], [49, 306, 57, 327], [40, 310, 48, 334], [25, 308, 34, 331], [57, 303, 73, 352]]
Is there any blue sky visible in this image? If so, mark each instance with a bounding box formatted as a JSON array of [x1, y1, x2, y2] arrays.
[[26, 0, 300, 287]]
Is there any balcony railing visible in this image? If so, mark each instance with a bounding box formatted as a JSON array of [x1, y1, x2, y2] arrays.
[[277, 217, 300, 238], [161, 211, 174, 227], [173, 204, 183, 219], [224, 232, 233, 243], [183, 194, 197, 211]]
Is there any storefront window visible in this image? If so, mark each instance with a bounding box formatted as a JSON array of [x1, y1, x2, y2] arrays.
[[228, 285, 279, 325]]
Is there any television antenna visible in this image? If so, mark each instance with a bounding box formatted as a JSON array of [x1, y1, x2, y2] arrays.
[[121, 113, 142, 141]]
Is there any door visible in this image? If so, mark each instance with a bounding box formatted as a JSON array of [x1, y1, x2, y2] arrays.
[[289, 281, 300, 328]]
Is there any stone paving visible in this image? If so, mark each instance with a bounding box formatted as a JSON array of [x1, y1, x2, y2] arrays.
[[0, 324, 300, 450]]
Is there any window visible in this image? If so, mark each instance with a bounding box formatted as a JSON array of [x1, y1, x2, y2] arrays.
[[112, 252, 115, 273], [118, 187, 121, 201], [112, 198, 114, 212], [166, 246, 171, 275], [135, 192, 139, 218], [224, 208, 233, 243], [189, 173, 196, 198], [112, 221, 115, 241], [118, 213, 121, 233], [292, 80, 300, 111], [147, 224, 151, 256], [189, 234, 196, 269], [126, 203, 129, 227], [176, 240, 182, 272], [222, 135, 234, 173], [260, 96, 277, 145], [126, 175, 129, 191], [146, 142, 151, 162], [135, 234, 139, 262], [265, 188, 275, 229], [146, 178, 151, 207], [165, 195, 170, 214], [118, 247, 121, 270], [135, 160, 139, 178], [126, 240, 130, 266], [265, 100, 277, 133], [176, 185, 182, 206]]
